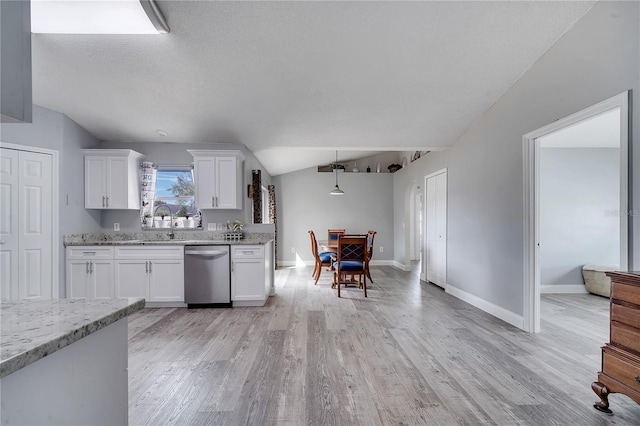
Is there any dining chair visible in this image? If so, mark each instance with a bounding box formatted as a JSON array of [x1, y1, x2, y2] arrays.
[[366, 230, 377, 282], [332, 235, 368, 298], [308, 230, 333, 284]]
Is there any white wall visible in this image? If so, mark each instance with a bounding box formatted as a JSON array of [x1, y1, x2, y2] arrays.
[[99, 141, 272, 232], [393, 1, 639, 319], [0, 105, 102, 294], [272, 166, 394, 265], [539, 148, 619, 286]]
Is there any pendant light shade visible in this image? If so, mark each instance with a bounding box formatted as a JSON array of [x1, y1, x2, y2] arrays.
[[330, 150, 345, 196]]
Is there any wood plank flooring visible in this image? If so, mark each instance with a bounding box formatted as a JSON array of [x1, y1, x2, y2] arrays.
[[127, 266, 640, 425]]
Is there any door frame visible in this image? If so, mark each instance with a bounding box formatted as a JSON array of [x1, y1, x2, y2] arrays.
[[522, 91, 629, 332], [0, 142, 60, 298], [421, 168, 447, 284]]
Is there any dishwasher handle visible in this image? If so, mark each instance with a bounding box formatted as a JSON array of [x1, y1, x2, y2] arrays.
[[185, 249, 228, 257]]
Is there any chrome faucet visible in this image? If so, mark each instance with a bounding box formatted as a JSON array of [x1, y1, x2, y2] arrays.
[[153, 205, 175, 239]]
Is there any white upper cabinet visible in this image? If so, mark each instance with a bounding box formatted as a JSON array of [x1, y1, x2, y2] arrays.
[[188, 150, 245, 209], [82, 149, 144, 209]]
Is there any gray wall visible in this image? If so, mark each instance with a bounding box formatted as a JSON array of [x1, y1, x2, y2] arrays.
[[539, 148, 620, 286], [272, 166, 394, 265], [100, 141, 272, 232], [393, 1, 639, 316], [0, 105, 102, 295]]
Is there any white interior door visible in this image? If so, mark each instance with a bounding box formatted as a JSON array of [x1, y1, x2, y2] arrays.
[[19, 150, 53, 300], [0, 149, 19, 300], [425, 169, 447, 288]]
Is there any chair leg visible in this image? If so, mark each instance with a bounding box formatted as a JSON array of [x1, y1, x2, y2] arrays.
[[314, 267, 321, 285], [366, 267, 373, 282], [337, 271, 341, 298], [312, 261, 318, 279], [363, 275, 367, 297]]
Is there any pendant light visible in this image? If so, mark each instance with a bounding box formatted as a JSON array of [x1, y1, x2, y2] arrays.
[[330, 150, 345, 196]]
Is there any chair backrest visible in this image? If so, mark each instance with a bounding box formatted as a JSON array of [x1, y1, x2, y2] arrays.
[[337, 235, 367, 263], [367, 230, 377, 259], [308, 230, 319, 258], [328, 229, 346, 242]]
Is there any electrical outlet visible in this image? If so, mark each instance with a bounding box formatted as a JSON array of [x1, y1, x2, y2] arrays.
[[114, 223, 120, 231], [291, 247, 295, 253], [379, 246, 383, 253], [208, 223, 215, 231], [217, 223, 223, 230]]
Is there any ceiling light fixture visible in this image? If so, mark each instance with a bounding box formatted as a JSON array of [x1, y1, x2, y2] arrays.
[[31, 0, 170, 34], [329, 150, 345, 196]]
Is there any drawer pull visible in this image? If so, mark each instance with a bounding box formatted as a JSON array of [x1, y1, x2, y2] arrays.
[[82, 251, 96, 255], [636, 376, 640, 384]]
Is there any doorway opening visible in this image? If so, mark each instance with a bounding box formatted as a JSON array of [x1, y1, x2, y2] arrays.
[[523, 91, 629, 332]]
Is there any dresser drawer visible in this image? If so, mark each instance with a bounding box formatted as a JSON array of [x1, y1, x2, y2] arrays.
[[612, 303, 640, 330], [612, 282, 640, 306], [611, 321, 640, 355], [603, 348, 640, 394]]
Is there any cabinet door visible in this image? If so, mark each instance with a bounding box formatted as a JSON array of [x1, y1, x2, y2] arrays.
[[193, 157, 215, 208], [214, 156, 239, 209], [115, 260, 148, 299], [148, 260, 184, 302], [85, 157, 106, 208], [67, 260, 90, 299], [0, 148, 19, 300], [231, 259, 264, 301], [105, 157, 128, 209], [92, 260, 114, 299]]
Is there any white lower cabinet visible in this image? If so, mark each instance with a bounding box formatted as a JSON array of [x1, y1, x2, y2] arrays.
[[66, 247, 114, 299], [66, 245, 184, 305], [231, 242, 273, 306], [114, 247, 184, 303]]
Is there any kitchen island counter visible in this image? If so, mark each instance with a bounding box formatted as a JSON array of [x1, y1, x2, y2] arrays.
[[1, 297, 144, 425]]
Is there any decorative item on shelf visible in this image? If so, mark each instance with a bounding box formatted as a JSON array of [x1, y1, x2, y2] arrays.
[[376, 162, 381, 173], [388, 164, 402, 173], [412, 151, 422, 162], [367, 166, 371, 173], [352, 162, 359, 173], [330, 150, 345, 196], [224, 220, 245, 240]]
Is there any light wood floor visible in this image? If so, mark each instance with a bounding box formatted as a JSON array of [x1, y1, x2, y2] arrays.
[[127, 265, 640, 425]]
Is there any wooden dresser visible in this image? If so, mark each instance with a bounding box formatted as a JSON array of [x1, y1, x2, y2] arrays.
[[592, 272, 640, 413]]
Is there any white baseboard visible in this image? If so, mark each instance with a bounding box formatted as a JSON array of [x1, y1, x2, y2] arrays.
[[445, 283, 524, 330], [371, 260, 394, 266], [392, 261, 411, 271], [278, 260, 394, 268], [541, 284, 588, 294]]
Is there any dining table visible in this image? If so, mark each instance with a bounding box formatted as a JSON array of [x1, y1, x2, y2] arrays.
[[318, 240, 338, 253]]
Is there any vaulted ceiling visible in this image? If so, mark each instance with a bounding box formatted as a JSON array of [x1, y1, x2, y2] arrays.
[[31, 1, 595, 175]]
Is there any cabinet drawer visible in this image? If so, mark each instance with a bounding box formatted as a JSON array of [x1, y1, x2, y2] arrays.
[[602, 348, 640, 394], [611, 321, 640, 355], [115, 246, 183, 260], [67, 246, 114, 259], [612, 302, 640, 330], [612, 282, 640, 306], [231, 245, 264, 259]]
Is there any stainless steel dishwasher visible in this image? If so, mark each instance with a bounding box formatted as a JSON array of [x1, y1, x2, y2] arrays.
[[184, 245, 231, 308]]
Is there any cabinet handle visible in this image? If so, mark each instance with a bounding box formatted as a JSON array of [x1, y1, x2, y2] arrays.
[[90, 261, 94, 273], [149, 261, 152, 273], [86, 261, 90, 274], [106, 196, 109, 207], [102, 196, 106, 207], [215, 196, 218, 207], [145, 261, 148, 273]]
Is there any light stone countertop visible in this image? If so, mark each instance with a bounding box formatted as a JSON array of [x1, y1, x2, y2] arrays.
[[0, 298, 145, 379], [63, 231, 274, 246]]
